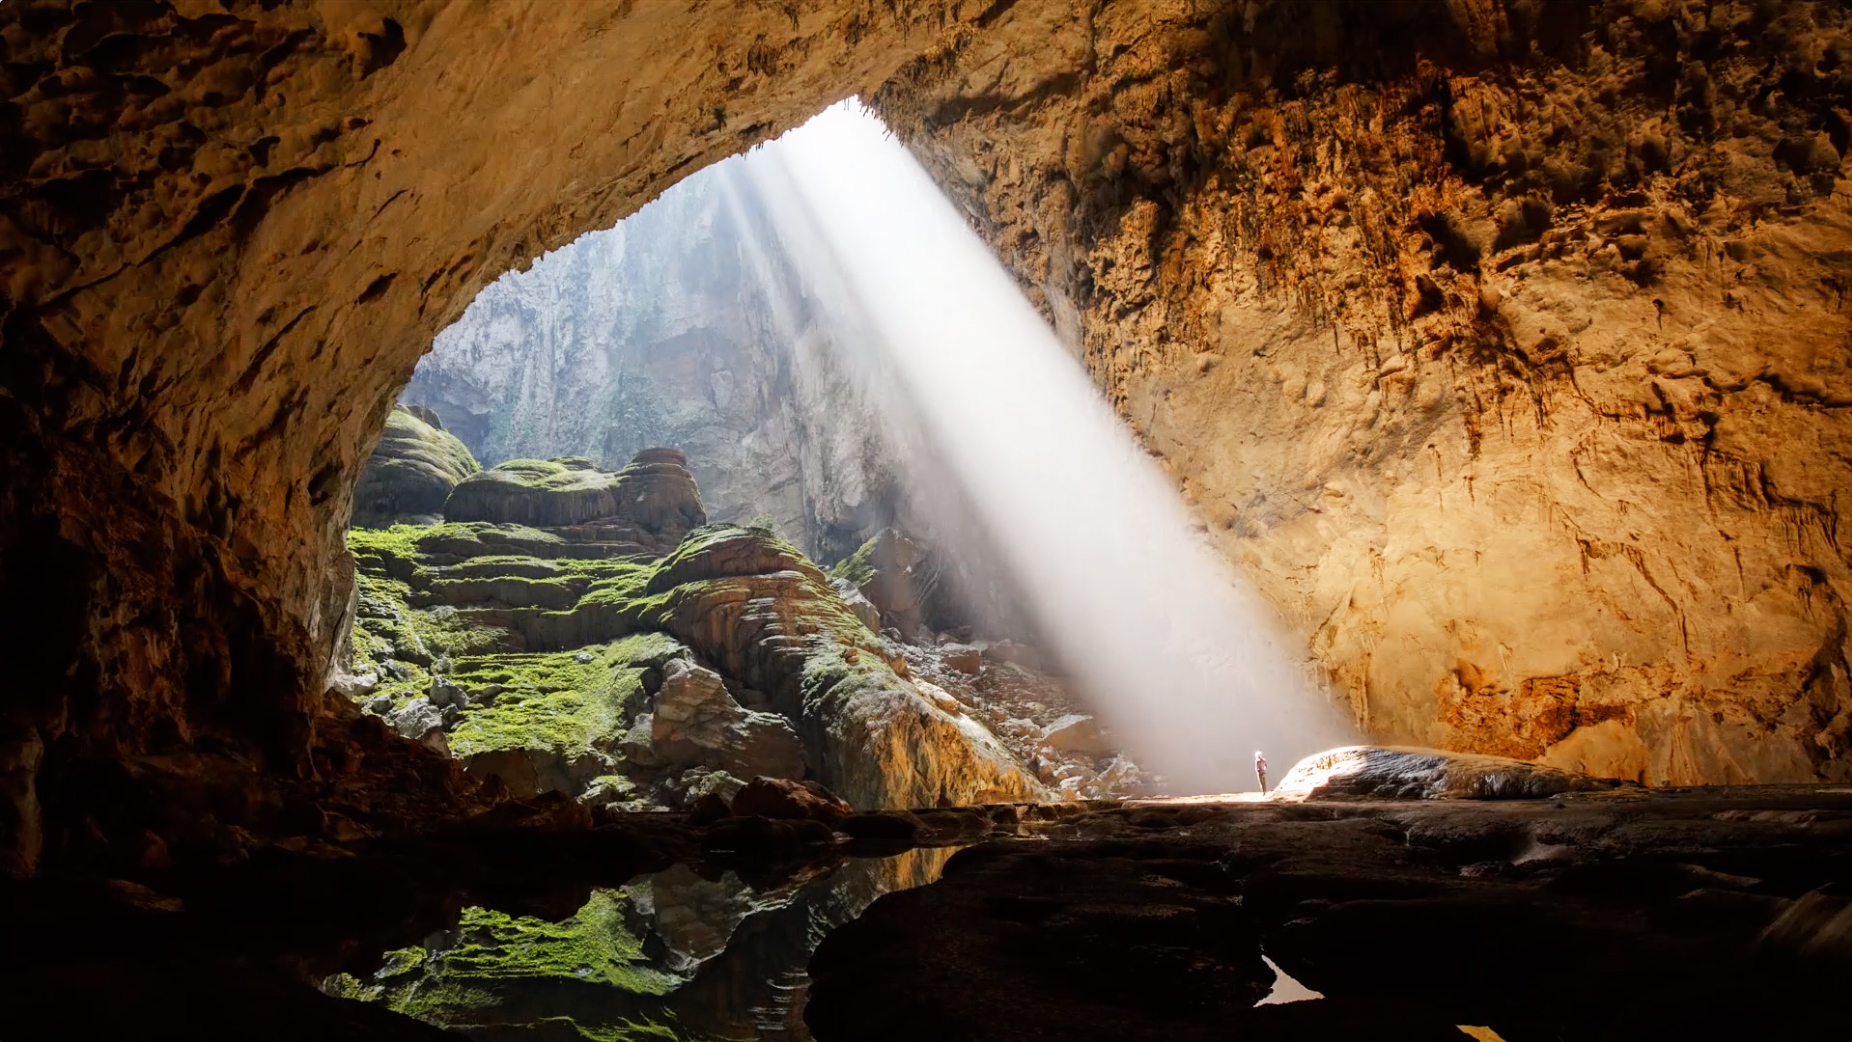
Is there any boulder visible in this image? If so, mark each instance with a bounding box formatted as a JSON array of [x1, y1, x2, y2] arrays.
[[428, 677, 467, 709], [610, 448, 708, 543], [729, 776, 853, 823], [648, 660, 806, 781], [831, 577, 883, 633], [1041, 714, 1113, 758], [350, 405, 482, 527], [940, 643, 983, 675], [1272, 746, 1637, 801], [983, 640, 1044, 671], [328, 670, 378, 699], [386, 698, 446, 742]]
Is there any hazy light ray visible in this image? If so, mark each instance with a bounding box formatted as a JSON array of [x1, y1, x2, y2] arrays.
[[736, 101, 1354, 792]]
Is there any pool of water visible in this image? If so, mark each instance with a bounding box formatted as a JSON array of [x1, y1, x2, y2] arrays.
[[321, 848, 956, 1040]]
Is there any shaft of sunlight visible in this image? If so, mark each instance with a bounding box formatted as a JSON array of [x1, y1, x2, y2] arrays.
[[735, 101, 1355, 793]]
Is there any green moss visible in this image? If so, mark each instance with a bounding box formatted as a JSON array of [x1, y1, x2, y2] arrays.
[[384, 979, 500, 1024], [322, 972, 383, 1003], [440, 890, 680, 995], [828, 533, 880, 587], [447, 634, 680, 759], [484, 458, 617, 492]]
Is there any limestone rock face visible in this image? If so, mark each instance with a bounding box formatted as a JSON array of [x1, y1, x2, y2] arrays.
[[9, 0, 1852, 876], [0, 0, 999, 877], [401, 173, 902, 562], [876, 0, 1852, 785], [350, 405, 479, 527], [640, 659, 805, 782]]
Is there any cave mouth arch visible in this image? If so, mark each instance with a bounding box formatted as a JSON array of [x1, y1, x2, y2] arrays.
[[7, 0, 1852, 884]]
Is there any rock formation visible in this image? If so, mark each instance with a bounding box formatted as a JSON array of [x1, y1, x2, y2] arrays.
[[349, 405, 479, 527], [875, 0, 1852, 785], [5, 0, 1852, 879], [400, 167, 903, 561], [0, 0, 1009, 879], [345, 448, 1042, 811]]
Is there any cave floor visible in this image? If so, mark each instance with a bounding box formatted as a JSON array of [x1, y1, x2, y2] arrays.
[[3, 787, 1849, 1042]]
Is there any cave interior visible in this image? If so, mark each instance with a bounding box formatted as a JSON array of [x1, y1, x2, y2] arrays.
[[2, 1, 1851, 1040]]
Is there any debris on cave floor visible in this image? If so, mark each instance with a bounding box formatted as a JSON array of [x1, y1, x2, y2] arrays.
[[896, 637, 1158, 800]]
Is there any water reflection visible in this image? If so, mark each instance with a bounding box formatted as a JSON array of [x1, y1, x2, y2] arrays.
[[324, 848, 956, 1040]]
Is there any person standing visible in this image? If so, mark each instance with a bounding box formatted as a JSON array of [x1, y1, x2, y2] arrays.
[[1254, 750, 1269, 794]]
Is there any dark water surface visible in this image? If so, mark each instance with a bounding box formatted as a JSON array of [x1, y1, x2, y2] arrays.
[[321, 849, 956, 1041]]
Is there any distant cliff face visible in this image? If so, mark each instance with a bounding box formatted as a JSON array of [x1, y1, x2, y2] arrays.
[[402, 170, 898, 562], [877, 0, 1852, 784]]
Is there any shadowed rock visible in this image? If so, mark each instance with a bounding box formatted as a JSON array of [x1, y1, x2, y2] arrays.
[[351, 406, 481, 527], [1273, 745, 1635, 801]]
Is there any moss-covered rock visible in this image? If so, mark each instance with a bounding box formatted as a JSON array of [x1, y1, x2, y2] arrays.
[[359, 889, 685, 1038], [448, 634, 682, 798], [351, 405, 482, 527], [344, 500, 1039, 810], [443, 450, 706, 546]]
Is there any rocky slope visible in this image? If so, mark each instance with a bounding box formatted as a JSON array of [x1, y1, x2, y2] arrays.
[[874, 0, 1852, 785], [344, 448, 1041, 812]]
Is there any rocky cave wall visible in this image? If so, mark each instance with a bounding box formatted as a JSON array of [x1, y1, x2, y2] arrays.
[[0, 0, 1007, 877], [4, 0, 1849, 876], [874, 0, 1852, 785]]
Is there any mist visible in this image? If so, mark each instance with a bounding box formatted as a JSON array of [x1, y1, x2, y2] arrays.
[[731, 102, 1355, 793]]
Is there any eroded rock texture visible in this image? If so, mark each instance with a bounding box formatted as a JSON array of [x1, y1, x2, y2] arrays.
[[5, 0, 1851, 878], [349, 405, 477, 527], [0, 0, 1002, 877], [875, 0, 1852, 785]]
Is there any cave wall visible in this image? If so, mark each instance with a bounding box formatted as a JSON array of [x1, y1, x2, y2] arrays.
[[4, 0, 1849, 877], [874, 0, 1852, 784], [0, 0, 999, 876]]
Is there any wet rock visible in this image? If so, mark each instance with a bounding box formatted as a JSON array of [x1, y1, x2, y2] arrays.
[[686, 791, 733, 825], [1272, 745, 1634, 801], [807, 786, 1852, 1041], [729, 777, 853, 823]]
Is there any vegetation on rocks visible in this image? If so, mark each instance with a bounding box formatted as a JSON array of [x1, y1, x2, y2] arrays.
[[327, 888, 689, 1040], [448, 635, 682, 762], [350, 406, 482, 527]]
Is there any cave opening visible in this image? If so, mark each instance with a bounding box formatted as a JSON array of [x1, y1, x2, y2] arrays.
[[4, 2, 1851, 1040]]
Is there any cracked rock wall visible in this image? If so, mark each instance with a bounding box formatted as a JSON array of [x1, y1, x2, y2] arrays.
[[875, 0, 1852, 784]]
